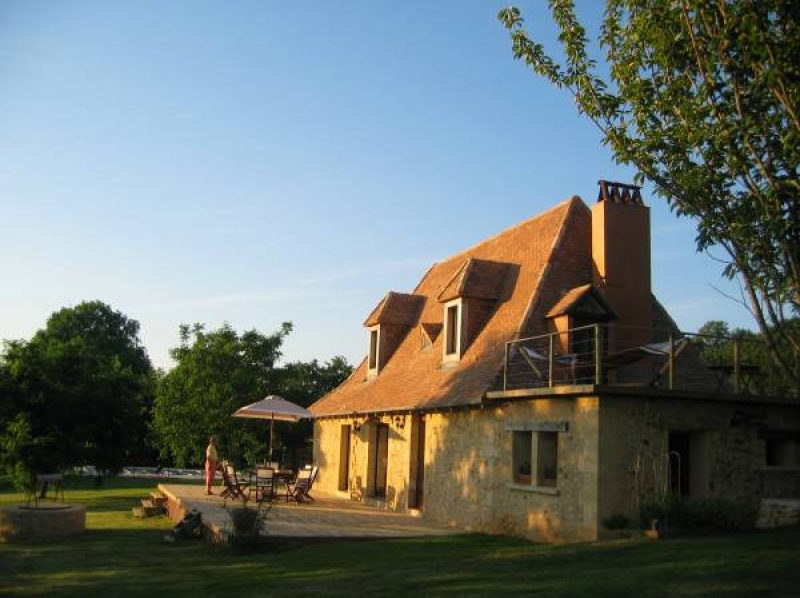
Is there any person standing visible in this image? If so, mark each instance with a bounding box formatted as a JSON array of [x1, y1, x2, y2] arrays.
[[205, 436, 219, 495]]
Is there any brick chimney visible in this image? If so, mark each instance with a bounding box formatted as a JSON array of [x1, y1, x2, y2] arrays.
[[592, 180, 652, 349]]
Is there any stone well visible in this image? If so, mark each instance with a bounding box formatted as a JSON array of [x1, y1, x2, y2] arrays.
[[0, 503, 86, 542]]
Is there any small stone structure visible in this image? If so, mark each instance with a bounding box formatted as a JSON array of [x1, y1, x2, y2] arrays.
[[756, 499, 800, 529], [0, 503, 86, 542]]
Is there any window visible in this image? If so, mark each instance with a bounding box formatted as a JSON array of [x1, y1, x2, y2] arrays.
[[445, 304, 459, 355], [765, 436, 799, 468], [368, 328, 378, 371], [511, 428, 560, 489], [512, 431, 532, 484], [537, 432, 558, 487]]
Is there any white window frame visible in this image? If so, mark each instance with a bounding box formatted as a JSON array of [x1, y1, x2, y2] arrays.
[[443, 299, 465, 363], [367, 326, 380, 378]]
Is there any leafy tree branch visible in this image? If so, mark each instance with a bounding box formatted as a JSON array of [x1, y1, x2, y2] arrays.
[[498, 0, 799, 385]]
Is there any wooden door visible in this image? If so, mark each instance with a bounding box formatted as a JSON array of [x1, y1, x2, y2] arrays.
[[370, 423, 389, 497], [409, 416, 425, 509]]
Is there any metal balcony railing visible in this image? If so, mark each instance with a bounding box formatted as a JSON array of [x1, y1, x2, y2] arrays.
[[502, 324, 790, 397]]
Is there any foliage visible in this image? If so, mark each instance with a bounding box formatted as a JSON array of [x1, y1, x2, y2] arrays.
[[152, 322, 293, 468], [498, 1, 800, 385], [152, 321, 352, 468], [276, 356, 353, 465], [640, 494, 755, 532], [602, 513, 631, 530], [0, 301, 154, 486], [279, 356, 353, 408], [696, 318, 798, 396]]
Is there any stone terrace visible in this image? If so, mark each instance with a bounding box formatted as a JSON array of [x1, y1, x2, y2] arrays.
[[159, 483, 459, 541]]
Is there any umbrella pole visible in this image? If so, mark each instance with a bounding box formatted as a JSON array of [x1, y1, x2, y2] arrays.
[[269, 416, 274, 463]]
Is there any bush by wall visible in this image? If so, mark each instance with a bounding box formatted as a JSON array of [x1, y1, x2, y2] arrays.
[[640, 494, 755, 532]]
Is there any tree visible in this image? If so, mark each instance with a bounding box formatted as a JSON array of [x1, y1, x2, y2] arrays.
[[152, 322, 293, 468], [276, 357, 353, 465], [498, 1, 799, 387], [0, 301, 154, 487], [279, 356, 354, 407], [696, 318, 797, 396]]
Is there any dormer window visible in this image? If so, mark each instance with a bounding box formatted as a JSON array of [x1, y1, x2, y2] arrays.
[[363, 292, 424, 378], [368, 328, 379, 372], [443, 299, 464, 362], [546, 284, 617, 352], [445, 304, 459, 356], [437, 258, 510, 364]]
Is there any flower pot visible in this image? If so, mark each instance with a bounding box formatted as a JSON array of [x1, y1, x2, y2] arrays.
[[229, 507, 259, 536]]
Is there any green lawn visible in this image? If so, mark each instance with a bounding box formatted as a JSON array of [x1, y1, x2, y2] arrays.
[[1, 477, 799, 597]]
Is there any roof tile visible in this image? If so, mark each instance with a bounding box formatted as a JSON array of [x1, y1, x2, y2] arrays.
[[311, 197, 587, 417]]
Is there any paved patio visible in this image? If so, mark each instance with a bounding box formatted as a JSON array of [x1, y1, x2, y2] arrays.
[[159, 483, 459, 540]]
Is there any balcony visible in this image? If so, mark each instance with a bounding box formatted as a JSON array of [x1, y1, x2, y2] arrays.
[[497, 324, 792, 398]]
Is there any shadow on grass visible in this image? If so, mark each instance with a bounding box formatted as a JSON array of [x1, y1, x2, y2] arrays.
[[1, 516, 799, 598]]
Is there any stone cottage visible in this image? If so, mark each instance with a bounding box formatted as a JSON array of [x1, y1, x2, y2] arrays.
[[309, 182, 800, 542]]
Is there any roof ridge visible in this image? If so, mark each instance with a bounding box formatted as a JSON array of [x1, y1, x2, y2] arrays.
[[514, 196, 585, 339], [435, 196, 586, 267]]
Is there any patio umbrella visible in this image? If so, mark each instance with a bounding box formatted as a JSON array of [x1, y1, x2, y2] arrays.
[[232, 395, 313, 462]]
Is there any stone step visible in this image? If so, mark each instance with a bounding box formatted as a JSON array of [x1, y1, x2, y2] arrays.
[[149, 492, 168, 507], [133, 502, 165, 518], [756, 498, 800, 529]]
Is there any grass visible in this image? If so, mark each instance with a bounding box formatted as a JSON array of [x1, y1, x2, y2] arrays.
[[1, 476, 799, 597]]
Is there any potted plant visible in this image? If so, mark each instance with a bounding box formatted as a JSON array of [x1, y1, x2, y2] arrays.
[[541, 466, 557, 487], [516, 462, 532, 485], [227, 494, 270, 553]]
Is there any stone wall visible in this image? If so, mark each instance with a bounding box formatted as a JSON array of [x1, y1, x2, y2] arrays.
[[313, 394, 800, 543], [756, 499, 800, 528], [0, 504, 86, 541], [314, 414, 414, 510], [314, 396, 601, 543], [420, 397, 600, 543], [597, 395, 800, 533]]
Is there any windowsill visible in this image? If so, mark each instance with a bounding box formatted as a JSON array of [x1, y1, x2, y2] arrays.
[[508, 483, 559, 495]]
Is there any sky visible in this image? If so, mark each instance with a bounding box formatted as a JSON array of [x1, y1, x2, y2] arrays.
[[0, 1, 755, 371]]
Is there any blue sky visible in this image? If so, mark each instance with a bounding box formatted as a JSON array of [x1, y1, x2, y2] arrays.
[[0, 1, 753, 370]]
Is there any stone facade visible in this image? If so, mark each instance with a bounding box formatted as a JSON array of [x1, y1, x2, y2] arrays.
[[313, 392, 800, 543], [756, 499, 800, 528]]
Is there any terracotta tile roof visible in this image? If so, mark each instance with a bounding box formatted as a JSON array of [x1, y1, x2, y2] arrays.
[[437, 258, 511, 302], [363, 292, 425, 327], [420, 322, 442, 344], [311, 196, 591, 417]]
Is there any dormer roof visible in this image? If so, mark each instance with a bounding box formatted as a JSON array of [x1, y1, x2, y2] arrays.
[[437, 258, 511, 303], [546, 284, 617, 321], [364, 292, 425, 327]]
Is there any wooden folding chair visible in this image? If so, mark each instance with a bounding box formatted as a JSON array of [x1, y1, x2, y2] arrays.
[[220, 461, 249, 501], [286, 466, 318, 503], [252, 466, 276, 504]]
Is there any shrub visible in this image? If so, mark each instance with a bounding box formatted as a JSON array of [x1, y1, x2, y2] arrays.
[[602, 513, 631, 530], [640, 494, 755, 532]]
